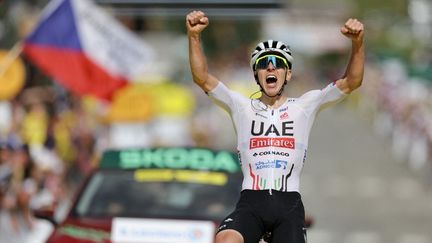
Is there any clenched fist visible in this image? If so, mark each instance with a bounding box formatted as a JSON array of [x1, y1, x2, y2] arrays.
[[340, 18, 364, 43], [186, 11, 209, 36]]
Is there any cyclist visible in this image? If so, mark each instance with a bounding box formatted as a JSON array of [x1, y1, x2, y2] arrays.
[[186, 10, 364, 243]]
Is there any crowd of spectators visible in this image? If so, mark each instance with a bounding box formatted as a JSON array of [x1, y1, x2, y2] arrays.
[[359, 58, 432, 181], [1, 2, 432, 241], [0, 85, 101, 242]]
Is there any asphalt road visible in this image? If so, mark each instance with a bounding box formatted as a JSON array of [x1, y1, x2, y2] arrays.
[[302, 101, 432, 243]]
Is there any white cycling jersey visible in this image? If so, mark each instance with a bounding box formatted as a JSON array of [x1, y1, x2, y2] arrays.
[[208, 81, 347, 192]]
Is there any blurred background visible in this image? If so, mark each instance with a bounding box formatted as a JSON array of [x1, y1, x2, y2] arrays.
[[0, 0, 431, 242]]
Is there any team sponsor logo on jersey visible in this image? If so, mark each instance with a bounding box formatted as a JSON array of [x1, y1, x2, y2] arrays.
[[255, 112, 268, 119], [255, 160, 288, 170], [279, 106, 288, 112], [251, 120, 293, 136], [275, 160, 288, 169], [280, 112, 289, 120], [250, 120, 295, 149], [250, 137, 295, 149], [252, 151, 290, 157]]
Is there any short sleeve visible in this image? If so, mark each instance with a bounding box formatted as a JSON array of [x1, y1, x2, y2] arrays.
[[207, 82, 244, 115]]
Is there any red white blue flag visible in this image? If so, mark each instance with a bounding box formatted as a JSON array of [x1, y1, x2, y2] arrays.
[[23, 0, 154, 100]]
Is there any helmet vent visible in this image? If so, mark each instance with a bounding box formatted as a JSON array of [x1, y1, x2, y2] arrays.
[[250, 39, 293, 71]]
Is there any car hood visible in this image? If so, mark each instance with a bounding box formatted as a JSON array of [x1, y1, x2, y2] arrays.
[[48, 218, 111, 243]]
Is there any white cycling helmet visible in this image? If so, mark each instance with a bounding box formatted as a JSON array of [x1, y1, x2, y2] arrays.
[[250, 40, 293, 71]]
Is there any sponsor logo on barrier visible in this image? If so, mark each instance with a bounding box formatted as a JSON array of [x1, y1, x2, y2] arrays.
[[111, 218, 214, 243]]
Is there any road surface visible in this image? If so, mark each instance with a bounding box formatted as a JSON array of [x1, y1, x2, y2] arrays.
[[302, 101, 432, 243]]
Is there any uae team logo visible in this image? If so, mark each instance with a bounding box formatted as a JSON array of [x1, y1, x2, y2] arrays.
[[249, 120, 295, 149]]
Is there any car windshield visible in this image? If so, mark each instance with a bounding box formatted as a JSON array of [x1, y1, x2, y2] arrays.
[[72, 169, 242, 221]]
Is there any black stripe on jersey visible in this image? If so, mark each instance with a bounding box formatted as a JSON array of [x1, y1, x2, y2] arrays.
[[280, 175, 285, 191], [280, 164, 294, 192]]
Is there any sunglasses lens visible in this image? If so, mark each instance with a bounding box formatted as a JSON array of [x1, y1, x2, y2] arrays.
[[255, 55, 287, 69]]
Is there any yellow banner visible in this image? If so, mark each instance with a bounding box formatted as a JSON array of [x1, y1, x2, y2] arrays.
[[105, 81, 195, 122], [134, 169, 228, 186]]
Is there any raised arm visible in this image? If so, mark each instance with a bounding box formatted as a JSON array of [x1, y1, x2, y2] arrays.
[[186, 11, 219, 92], [335, 18, 365, 94]]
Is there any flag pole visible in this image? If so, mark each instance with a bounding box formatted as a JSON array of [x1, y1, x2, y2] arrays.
[[0, 42, 23, 78], [0, 0, 53, 78]]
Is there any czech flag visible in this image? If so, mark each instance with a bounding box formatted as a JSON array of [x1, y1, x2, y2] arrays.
[[22, 0, 154, 100]]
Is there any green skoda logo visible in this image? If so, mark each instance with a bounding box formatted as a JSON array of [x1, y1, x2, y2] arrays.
[[100, 147, 240, 173]]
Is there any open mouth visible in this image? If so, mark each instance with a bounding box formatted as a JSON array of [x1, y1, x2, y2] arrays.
[[266, 75, 277, 84]]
